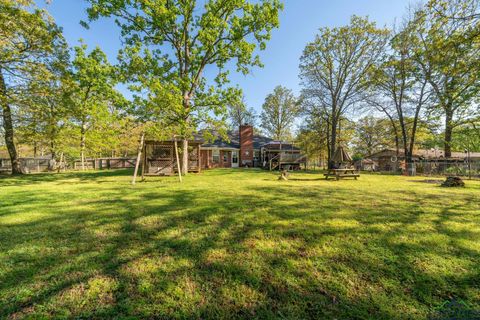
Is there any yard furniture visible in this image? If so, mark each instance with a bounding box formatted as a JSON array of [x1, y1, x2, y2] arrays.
[[325, 146, 359, 180], [324, 168, 360, 180]]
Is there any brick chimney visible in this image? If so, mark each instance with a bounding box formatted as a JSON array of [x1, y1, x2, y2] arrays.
[[239, 125, 254, 167]]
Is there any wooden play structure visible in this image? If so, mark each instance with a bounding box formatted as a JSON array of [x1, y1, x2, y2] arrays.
[[132, 135, 202, 184], [142, 140, 202, 176]]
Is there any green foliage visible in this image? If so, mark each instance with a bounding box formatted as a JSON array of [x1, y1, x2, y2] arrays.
[[352, 116, 393, 157], [69, 43, 127, 160], [296, 127, 327, 166], [300, 16, 389, 162], [367, 13, 433, 164], [260, 85, 300, 140], [228, 94, 257, 129], [0, 0, 65, 171], [0, 0, 64, 80], [14, 42, 71, 158], [412, 0, 480, 155], [452, 121, 480, 152], [84, 0, 283, 139]]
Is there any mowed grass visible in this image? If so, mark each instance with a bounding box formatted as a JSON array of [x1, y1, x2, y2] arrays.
[[0, 169, 479, 319]]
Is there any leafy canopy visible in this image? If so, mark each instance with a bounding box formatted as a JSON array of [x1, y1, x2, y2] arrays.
[[260, 85, 300, 141], [84, 0, 283, 137]]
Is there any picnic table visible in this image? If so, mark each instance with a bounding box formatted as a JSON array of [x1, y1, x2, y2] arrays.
[[324, 168, 360, 180]]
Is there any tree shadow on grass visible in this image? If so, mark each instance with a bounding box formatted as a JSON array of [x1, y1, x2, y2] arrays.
[[0, 169, 134, 187], [0, 176, 479, 319]]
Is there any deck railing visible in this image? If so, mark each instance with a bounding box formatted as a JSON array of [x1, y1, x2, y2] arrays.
[[279, 154, 307, 163]]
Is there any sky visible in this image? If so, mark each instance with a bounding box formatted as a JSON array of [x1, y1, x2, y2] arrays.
[[38, 0, 412, 115]]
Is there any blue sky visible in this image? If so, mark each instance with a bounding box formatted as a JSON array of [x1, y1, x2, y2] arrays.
[[39, 0, 411, 115]]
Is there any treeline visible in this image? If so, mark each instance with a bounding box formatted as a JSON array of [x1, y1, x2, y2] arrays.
[[1, 0, 479, 175], [0, 1, 141, 174], [1, 0, 283, 174], [230, 0, 479, 169], [296, 0, 480, 168]]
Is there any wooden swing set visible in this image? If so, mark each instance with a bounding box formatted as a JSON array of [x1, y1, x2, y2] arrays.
[[131, 133, 183, 184]]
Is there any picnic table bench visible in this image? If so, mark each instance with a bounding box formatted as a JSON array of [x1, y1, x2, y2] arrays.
[[324, 168, 360, 180]]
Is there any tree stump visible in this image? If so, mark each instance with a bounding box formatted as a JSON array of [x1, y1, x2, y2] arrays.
[[441, 176, 465, 187], [278, 169, 289, 181]]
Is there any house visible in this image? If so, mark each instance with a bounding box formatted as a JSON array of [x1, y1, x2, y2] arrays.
[[355, 158, 376, 171], [142, 125, 307, 176]]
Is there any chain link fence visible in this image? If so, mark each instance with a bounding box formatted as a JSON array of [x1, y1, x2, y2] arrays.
[[416, 159, 480, 178]]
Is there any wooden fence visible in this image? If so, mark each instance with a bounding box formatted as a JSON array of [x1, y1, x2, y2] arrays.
[[0, 158, 53, 173], [73, 158, 136, 170]]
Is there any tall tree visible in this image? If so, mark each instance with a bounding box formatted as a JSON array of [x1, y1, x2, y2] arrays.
[[352, 116, 392, 157], [15, 42, 71, 160], [296, 126, 328, 169], [428, 0, 480, 22], [300, 16, 389, 168], [452, 120, 480, 152], [228, 95, 257, 129], [0, 0, 63, 174], [368, 18, 432, 173], [70, 44, 123, 169], [260, 85, 300, 141], [413, 0, 480, 157], [84, 0, 283, 175]]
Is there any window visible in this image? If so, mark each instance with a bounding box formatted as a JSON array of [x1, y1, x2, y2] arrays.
[[223, 152, 228, 162], [212, 150, 220, 163]]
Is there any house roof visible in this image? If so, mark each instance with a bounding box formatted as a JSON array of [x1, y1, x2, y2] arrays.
[[201, 130, 277, 149], [359, 158, 376, 164], [262, 141, 301, 151], [148, 129, 302, 151]]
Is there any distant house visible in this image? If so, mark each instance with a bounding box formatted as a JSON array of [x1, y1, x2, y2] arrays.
[[355, 158, 376, 171], [143, 125, 307, 176]]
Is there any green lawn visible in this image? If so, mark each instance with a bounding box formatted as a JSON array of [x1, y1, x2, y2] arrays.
[[0, 169, 479, 319]]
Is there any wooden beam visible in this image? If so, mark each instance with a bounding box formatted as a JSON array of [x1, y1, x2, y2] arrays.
[[132, 132, 145, 185], [141, 143, 146, 181], [198, 145, 201, 173], [174, 137, 183, 183]]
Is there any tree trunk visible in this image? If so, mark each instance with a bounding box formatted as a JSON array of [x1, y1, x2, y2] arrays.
[[0, 69, 22, 174], [325, 123, 331, 168], [51, 141, 56, 160], [181, 94, 191, 175], [80, 121, 86, 170], [329, 117, 337, 169], [182, 139, 189, 175], [444, 109, 453, 158]]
